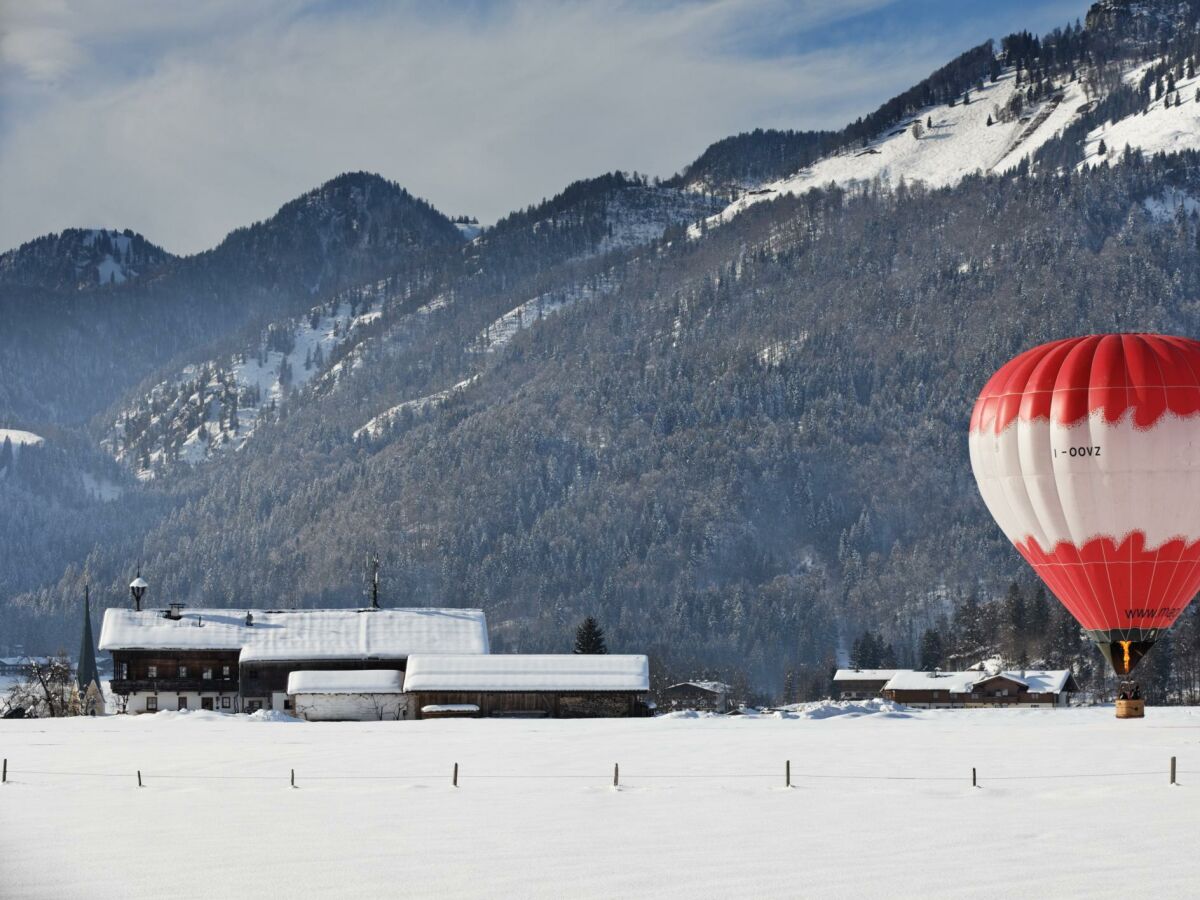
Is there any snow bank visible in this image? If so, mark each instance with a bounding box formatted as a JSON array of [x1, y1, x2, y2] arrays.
[[779, 698, 913, 720], [247, 709, 302, 723], [4, 708, 1199, 899]]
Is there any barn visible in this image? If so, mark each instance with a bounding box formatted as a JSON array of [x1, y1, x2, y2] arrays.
[[287, 670, 407, 721], [403, 654, 651, 718]]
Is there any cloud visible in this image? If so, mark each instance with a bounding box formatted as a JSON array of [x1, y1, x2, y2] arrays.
[[0, 0, 1087, 254]]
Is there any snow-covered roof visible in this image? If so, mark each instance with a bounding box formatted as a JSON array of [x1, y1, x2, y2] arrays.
[[667, 681, 731, 693], [99, 607, 490, 660], [421, 704, 480, 713], [882, 670, 1073, 694], [883, 671, 980, 693], [287, 669, 404, 695], [404, 654, 650, 692], [833, 669, 902, 682]]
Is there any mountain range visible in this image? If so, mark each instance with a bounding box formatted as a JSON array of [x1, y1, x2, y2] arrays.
[[6, 0, 1200, 695]]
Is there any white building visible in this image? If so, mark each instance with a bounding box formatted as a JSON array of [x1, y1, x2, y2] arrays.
[[287, 669, 407, 721]]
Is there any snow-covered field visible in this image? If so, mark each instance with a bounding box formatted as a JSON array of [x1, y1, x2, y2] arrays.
[[3, 704, 1199, 899]]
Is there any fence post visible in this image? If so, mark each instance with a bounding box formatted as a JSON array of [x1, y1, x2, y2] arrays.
[[453, 762, 459, 788], [613, 763, 619, 788], [972, 767, 977, 788], [291, 769, 296, 789], [137, 770, 142, 788], [1171, 756, 1177, 785], [786, 759, 791, 788], [2, 758, 6, 784]]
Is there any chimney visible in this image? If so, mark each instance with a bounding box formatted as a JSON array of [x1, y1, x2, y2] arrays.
[[245, 611, 254, 627], [129, 566, 148, 612], [166, 602, 184, 620]]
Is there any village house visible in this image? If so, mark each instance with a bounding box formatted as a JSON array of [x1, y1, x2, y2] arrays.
[[880, 669, 1078, 709], [99, 578, 490, 714], [402, 653, 651, 718], [662, 681, 734, 713], [831, 669, 902, 700]]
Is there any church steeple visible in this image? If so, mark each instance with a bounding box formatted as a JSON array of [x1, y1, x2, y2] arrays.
[[77, 583, 100, 694]]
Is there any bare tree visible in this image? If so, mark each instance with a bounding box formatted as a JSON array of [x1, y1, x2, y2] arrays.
[[6, 654, 75, 718]]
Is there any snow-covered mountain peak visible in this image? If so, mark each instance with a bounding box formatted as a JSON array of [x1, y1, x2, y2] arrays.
[[0, 227, 173, 291]]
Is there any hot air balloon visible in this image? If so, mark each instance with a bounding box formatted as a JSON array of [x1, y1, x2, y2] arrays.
[[969, 334, 1200, 695]]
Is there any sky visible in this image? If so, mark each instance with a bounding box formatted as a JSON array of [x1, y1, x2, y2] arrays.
[[0, 0, 1094, 255]]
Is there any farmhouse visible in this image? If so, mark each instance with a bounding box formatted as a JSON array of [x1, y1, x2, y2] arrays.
[[100, 603, 489, 715], [403, 653, 651, 718], [662, 681, 734, 713], [880, 669, 1078, 708], [288, 669, 407, 721], [832, 669, 902, 700]]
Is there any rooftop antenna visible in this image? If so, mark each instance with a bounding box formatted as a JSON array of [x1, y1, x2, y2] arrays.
[[370, 555, 381, 610]]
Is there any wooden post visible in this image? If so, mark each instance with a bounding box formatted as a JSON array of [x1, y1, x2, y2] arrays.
[[2, 758, 6, 784], [137, 770, 142, 788], [453, 763, 459, 788], [291, 768, 295, 788], [786, 759, 791, 788], [971, 767, 977, 788], [1171, 756, 1177, 785], [613, 763, 619, 787]]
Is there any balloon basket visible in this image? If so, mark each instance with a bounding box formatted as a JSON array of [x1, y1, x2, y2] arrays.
[[1116, 698, 1145, 719], [1115, 680, 1144, 718]]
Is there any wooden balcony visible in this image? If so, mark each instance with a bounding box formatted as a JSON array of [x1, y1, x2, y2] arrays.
[[110, 677, 238, 694]]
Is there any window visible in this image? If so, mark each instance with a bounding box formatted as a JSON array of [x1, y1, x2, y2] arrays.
[[116, 662, 129, 680], [222, 665, 231, 678], [179, 665, 188, 678], [202, 668, 213, 680], [283, 699, 292, 711], [146, 696, 158, 712], [221, 697, 231, 709], [147, 665, 158, 679]]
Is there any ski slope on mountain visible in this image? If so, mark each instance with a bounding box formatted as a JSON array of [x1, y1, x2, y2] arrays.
[[0, 429, 44, 447], [698, 70, 1087, 233], [3, 707, 1200, 899], [1085, 65, 1200, 164]]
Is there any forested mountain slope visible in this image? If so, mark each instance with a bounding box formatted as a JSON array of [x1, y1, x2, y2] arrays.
[[10, 0, 1200, 699], [0, 173, 461, 425]]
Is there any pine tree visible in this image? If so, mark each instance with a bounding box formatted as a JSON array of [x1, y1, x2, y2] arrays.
[[919, 628, 944, 670], [0, 436, 12, 472], [986, 114, 993, 126], [573, 616, 607, 654], [1097, 139, 1107, 156]]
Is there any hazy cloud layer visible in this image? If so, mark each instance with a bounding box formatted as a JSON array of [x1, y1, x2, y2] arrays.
[[0, 0, 1090, 254]]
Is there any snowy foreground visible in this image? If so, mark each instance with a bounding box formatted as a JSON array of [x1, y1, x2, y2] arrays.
[[3, 703, 1200, 899]]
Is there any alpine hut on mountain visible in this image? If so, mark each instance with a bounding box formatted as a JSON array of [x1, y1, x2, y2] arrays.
[[100, 574, 489, 715]]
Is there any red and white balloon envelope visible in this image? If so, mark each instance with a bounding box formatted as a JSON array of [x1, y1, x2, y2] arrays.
[[969, 334, 1200, 677]]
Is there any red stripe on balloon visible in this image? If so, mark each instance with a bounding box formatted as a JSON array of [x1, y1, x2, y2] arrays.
[[970, 334, 1200, 434], [1015, 532, 1200, 631]]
